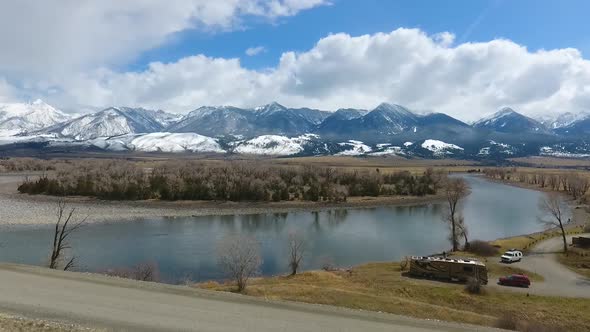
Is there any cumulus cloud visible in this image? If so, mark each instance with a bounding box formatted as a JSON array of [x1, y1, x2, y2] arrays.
[[0, 0, 328, 78], [3, 20, 590, 121], [0, 79, 18, 103], [246, 46, 267, 56]]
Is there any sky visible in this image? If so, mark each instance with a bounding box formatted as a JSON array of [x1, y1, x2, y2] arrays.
[[1, 0, 590, 121]]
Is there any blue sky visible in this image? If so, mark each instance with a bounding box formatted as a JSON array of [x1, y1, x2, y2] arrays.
[[1, 0, 590, 120], [131, 0, 590, 71]]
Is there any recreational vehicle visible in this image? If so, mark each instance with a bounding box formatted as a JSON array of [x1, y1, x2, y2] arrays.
[[409, 256, 488, 284]]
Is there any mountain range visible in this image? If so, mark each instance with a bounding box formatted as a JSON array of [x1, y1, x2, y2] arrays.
[[1, 100, 589, 159]]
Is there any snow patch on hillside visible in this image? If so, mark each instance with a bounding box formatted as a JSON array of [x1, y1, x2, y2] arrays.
[[421, 139, 463, 156], [234, 134, 317, 155], [0, 132, 70, 146], [91, 133, 224, 153], [540, 146, 590, 158], [478, 147, 490, 156], [130, 133, 224, 153], [371, 146, 405, 156], [337, 140, 372, 156]]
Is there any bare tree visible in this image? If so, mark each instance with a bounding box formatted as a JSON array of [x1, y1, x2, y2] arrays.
[[49, 199, 86, 270], [217, 235, 262, 292], [105, 262, 160, 282], [288, 232, 305, 276], [456, 215, 469, 250], [539, 193, 569, 253], [444, 178, 470, 251]]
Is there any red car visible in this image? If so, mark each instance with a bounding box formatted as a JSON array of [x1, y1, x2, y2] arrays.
[[498, 274, 531, 288]]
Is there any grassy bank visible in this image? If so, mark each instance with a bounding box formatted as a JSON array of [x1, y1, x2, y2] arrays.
[[199, 262, 590, 331], [199, 228, 590, 331], [557, 248, 590, 278]]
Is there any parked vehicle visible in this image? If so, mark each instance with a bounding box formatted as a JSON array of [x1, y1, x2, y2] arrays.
[[409, 256, 488, 284], [501, 249, 523, 263], [498, 274, 531, 288]]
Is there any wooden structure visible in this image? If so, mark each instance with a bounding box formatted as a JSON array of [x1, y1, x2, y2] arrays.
[[572, 237, 590, 248]]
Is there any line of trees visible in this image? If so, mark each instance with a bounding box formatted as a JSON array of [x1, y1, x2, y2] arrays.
[[485, 168, 579, 254], [484, 168, 590, 200], [18, 160, 445, 202]]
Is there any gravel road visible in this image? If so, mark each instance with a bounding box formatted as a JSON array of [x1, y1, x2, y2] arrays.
[[490, 234, 590, 298]]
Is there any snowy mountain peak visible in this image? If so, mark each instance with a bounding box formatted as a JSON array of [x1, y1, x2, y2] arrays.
[[475, 107, 518, 125], [255, 102, 287, 114], [497, 107, 516, 115], [474, 107, 549, 134], [0, 100, 70, 135], [543, 111, 590, 129], [374, 103, 414, 115], [44, 106, 169, 140]]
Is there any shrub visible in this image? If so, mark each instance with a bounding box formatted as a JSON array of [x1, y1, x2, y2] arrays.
[[465, 277, 483, 294], [467, 240, 499, 257], [105, 262, 160, 282], [495, 313, 565, 332], [217, 235, 262, 292], [495, 313, 518, 330], [400, 257, 409, 271]]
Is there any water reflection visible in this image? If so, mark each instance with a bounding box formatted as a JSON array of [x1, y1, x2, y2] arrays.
[[0, 175, 554, 283]]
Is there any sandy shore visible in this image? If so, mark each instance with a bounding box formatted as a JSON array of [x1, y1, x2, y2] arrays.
[[0, 174, 444, 226]]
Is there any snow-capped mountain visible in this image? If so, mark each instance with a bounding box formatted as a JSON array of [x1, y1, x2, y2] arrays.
[[544, 110, 590, 136], [170, 103, 330, 137], [253, 102, 331, 136], [4, 100, 590, 159], [0, 99, 70, 135], [169, 106, 255, 137], [538, 111, 590, 129], [45, 107, 172, 140], [473, 107, 549, 134], [317, 103, 420, 140]]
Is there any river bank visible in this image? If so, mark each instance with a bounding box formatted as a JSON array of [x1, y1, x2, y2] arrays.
[[0, 173, 445, 226], [482, 174, 590, 228]]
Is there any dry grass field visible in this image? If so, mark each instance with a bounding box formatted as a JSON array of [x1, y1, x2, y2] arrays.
[[199, 262, 589, 331], [509, 156, 590, 168]]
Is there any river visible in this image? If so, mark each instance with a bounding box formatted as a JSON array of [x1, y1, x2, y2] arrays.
[[0, 175, 554, 283]]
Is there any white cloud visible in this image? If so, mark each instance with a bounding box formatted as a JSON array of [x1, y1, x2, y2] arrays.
[[246, 46, 267, 56], [0, 79, 18, 103], [2, 13, 590, 122], [0, 0, 328, 79]]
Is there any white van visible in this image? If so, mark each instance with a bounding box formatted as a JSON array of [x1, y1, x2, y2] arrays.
[[501, 249, 523, 263]]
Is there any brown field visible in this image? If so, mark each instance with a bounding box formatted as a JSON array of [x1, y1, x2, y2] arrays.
[[1, 155, 484, 176], [509, 156, 590, 168]]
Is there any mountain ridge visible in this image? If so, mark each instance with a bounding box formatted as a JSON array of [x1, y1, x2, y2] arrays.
[[2, 100, 590, 159]]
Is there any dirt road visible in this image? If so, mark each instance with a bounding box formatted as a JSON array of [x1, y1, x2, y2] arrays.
[[0, 263, 497, 332], [490, 234, 590, 298]]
